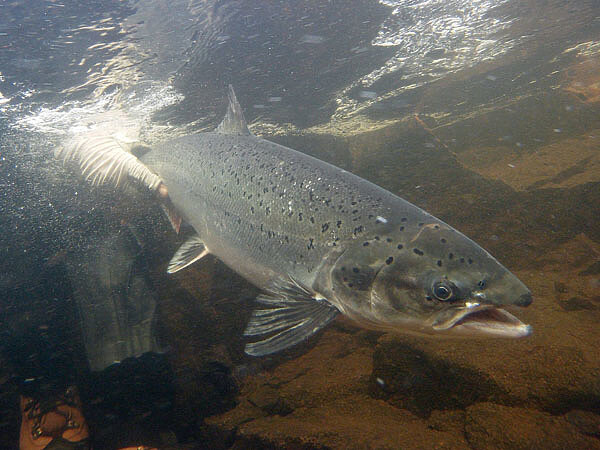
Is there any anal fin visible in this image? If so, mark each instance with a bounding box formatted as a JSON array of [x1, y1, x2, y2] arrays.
[[160, 197, 182, 234], [244, 278, 339, 356], [167, 235, 209, 273]]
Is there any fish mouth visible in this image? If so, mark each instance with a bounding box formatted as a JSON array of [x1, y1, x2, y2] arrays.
[[431, 304, 532, 338]]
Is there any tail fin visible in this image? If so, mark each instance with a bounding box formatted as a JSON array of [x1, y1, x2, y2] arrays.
[[56, 134, 162, 191]]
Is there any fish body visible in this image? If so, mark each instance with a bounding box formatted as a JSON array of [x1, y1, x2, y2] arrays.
[[61, 87, 532, 356]]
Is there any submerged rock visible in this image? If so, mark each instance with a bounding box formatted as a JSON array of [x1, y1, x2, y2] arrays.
[[206, 326, 469, 448], [465, 403, 600, 450], [370, 340, 508, 416], [564, 409, 600, 438]]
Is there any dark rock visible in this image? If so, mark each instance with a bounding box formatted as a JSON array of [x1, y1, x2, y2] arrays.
[[579, 261, 600, 276], [559, 296, 597, 311], [370, 341, 508, 416], [248, 385, 294, 416], [554, 281, 568, 293]]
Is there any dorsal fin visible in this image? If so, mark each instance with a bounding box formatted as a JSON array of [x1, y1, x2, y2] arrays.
[[216, 85, 251, 135]]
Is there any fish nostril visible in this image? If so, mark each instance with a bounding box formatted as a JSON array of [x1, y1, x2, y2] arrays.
[[515, 292, 532, 307]]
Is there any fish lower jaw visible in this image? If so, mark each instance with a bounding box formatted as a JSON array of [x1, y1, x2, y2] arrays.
[[452, 321, 532, 338], [432, 306, 532, 338]]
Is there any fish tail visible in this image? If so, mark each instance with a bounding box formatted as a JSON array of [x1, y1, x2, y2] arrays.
[[56, 134, 162, 191]]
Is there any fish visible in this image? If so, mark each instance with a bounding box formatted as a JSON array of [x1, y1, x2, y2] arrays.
[[58, 85, 532, 356], [65, 225, 162, 371]]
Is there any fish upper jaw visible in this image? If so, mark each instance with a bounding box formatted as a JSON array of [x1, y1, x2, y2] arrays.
[[430, 303, 532, 338]]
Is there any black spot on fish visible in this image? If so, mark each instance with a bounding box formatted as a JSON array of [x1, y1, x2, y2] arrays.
[[322, 223, 329, 233], [401, 218, 407, 222], [460, 258, 465, 263], [468, 258, 473, 264], [386, 238, 392, 243], [250, 206, 255, 214], [434, 225, 440, 229], [448, 253, 454, 259], [353, 267, 360, 273], [337, 220, 342, 228], [437, 260, 442, 267], [386, 257, 394, 265], [399, 226, 405, 231], [413, 248, 424, 256], [418, 222, 424, 227], [397, 244, 404, 250], [299, 213, 303, 221], [308, 238, 315, 250], [310, 217, 315, 224], [441, 238, 447, 243], [363, 242, 369, 247]]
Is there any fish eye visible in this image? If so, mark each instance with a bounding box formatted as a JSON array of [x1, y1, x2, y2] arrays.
[[432, 281, 455, 301]]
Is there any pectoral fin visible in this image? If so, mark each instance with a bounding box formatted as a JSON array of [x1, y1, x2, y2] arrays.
[[244, 278, 339, 356], [167, 235, 209, 273]]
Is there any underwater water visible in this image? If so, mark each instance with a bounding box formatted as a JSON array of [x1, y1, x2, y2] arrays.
[[1, 0, 599, 448]]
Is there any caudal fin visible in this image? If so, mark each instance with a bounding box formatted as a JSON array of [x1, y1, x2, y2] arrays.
[[56, 134, 162, 191]]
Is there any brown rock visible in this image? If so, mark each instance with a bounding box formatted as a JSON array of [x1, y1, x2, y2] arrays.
[[564, 409, 600, 437], [428, 410, 466, 434], [465, 403, 600, 450], [207, 327, 469, 449], [234, 396, 467, 450]]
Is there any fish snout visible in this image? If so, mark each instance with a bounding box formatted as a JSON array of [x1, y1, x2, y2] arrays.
[[514, 291, 533, 307]]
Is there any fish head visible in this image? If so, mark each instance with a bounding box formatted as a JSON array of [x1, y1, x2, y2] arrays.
[[328, 221, 532, 338]]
